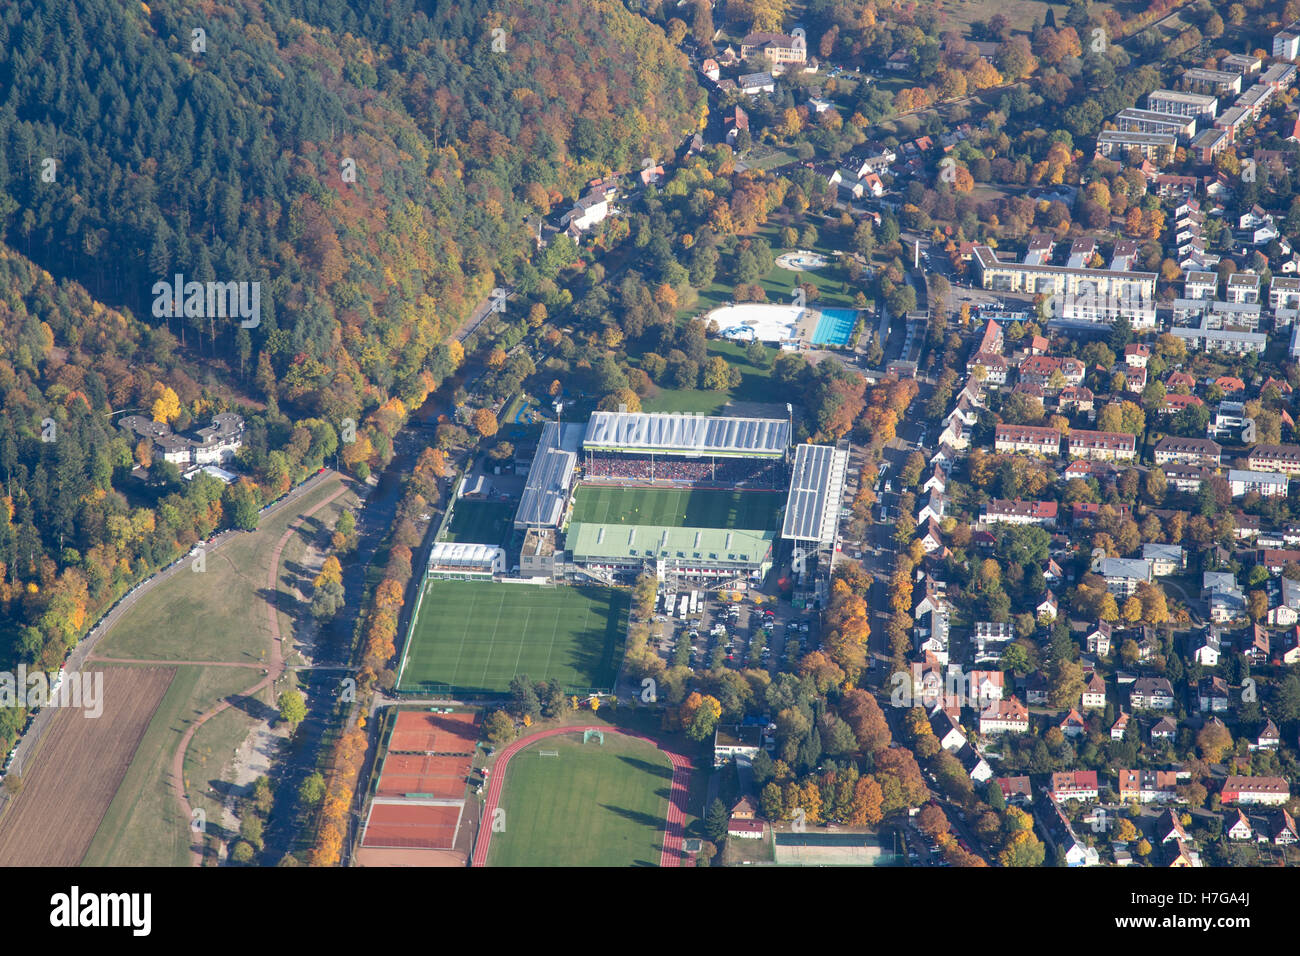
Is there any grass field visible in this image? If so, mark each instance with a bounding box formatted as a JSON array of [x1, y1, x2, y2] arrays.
[[98, 478, 359, 662], [640, 341, 778, 415], [397, 581, 630, 696], [81, 664, 267, 866], [570, 484, 782, 531], [80, 475, 357, 865], [444, 499, 514, 547], [488, 734, 671, 867]]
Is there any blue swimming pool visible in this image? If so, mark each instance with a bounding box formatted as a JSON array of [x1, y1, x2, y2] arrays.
[[811, 308, 858, 347]]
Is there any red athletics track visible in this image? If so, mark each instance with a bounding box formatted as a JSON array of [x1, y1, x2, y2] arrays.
[[471, 725, 692, 867]]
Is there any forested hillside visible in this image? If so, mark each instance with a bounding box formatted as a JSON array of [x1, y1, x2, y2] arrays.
[[0, 0, 705, 747]]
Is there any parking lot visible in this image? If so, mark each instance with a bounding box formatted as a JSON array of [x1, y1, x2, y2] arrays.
[[650, 585, 820, 674]]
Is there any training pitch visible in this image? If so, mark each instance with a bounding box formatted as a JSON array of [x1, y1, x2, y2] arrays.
[[396, 581, 630, 695], [570, 484, 781, 530], [487, 734, 672, 866]]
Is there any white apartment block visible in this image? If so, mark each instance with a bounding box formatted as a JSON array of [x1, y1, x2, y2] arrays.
[[1147, 89, 1218, 120], [972, 246, 1157, 327]]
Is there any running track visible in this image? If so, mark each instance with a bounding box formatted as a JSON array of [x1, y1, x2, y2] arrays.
[[470, 725, 692, 867]]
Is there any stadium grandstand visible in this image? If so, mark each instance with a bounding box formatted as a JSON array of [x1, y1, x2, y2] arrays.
[[581, 411, 791, 487], [567, 524, 775, 582], [513, 421, 582, 530], [782, 443, 850, 552]]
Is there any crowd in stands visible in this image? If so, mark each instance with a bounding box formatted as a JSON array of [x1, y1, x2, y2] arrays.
[[584, 453, 786, 488]]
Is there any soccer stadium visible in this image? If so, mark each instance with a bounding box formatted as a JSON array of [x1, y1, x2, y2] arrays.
[[503, 409, 851, 587], [394, 408, 847, 699]]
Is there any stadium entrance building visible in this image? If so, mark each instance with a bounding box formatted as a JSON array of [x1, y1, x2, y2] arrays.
[[426, 542, 507, 581]]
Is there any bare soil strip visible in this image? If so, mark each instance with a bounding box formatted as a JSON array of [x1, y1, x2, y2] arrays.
[[0, 667, 176, 866]]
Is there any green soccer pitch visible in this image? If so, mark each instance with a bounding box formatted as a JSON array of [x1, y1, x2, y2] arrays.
[[395, 581, 630, 696], [570, 484, 782, 530], [488, 734, 672, 867]]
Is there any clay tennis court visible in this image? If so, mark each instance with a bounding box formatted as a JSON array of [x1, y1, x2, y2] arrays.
[[388, 711, 478, 754], [362, 800, 464, 849], [376, 754, 471, 799], [359, 710, 481, 861]]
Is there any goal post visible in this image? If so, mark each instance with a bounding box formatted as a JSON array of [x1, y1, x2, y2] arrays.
[[583, 730, 604, 745]]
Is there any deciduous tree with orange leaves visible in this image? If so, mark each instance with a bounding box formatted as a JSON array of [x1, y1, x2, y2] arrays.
[[472, 407, 498, 438]]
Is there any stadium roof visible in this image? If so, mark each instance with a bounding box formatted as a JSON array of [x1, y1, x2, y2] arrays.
[[582, 411, 790, 458], [428, 542, 506, 568], [782, 443, 849, 547], [567, 523, 774, 567], [514, 422, 579, 529]]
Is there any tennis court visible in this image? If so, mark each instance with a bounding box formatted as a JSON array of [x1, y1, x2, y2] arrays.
[[396, 581, 630, 696], [388, 711, 479, 754], [377, 755, 473, 799], [774, 831, 898, 866], [362, 801, 464, 850], [570, 484, 782, 530], [810, 308, 858, 347]]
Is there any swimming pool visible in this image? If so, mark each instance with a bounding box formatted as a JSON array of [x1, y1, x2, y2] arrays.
[[811, 308, 858, 347]]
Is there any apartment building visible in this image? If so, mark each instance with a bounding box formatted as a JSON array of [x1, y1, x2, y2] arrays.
[[1237, 82, 1274, 119], [1167, 319, 1266, 355], [1147, 89, 1218, 120], [981, 499, 1058, 527], [1271, 276, 1300, 310], [1117, 769, 1181, 803], [1228, 469, 1289, 498], [1246, 443, 1300, 476], [994, 423, 1061, 456], [1067, 429, 1137, 462], [972, 246, 1157, 327], [1276, 21, 1300, 60], [1222, 54, 1262, 75], [1099, 557, 1153, 596], [1190, 127, 1230, 163], [1095, 130, 1176, 165], [1221, 776, 1290, 806], [1226, 272, 1262, 303], [1161, 463, 1213, 493], [1115, 108, 1197, 141], [1183, 68, 1242, 96], [1183, 271, 1218, 300], [1261, 62, 1298, 90], [1153, 436, 1221, 468], [739, 32, 808, 69], [1213, 106, 1252, 141]]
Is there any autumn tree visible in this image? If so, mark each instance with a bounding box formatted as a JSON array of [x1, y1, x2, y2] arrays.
[[1197, 720, 1232, 762], [471, 407, 499, 438], [150, 383, 181, 424]]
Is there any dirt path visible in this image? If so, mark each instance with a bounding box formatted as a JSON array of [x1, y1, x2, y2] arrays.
[[172, 482, 350, 865]]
